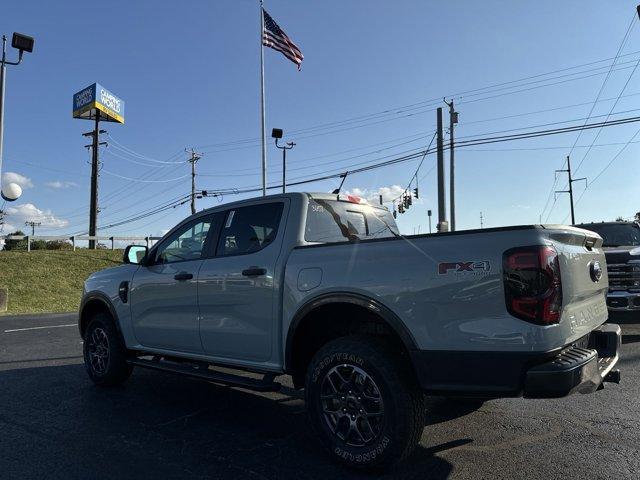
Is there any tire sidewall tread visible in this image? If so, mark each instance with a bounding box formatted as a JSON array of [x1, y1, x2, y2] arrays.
[[305, 335, 425, 469], [83, 312, 132, 387]]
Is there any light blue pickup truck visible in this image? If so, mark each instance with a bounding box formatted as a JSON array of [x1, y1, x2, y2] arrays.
[[79, 192, 621, 468]]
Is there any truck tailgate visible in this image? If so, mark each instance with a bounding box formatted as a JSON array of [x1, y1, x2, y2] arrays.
[[546, 226, 609, 342]]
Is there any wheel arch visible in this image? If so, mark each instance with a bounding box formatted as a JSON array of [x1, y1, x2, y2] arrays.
[[79, 292, 122, 340], [284, 293, 418, 387]]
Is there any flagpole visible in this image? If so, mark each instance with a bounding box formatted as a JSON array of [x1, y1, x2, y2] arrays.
[[260, 0, 267, 196]]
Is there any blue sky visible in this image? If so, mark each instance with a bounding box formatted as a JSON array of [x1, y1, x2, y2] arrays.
[[1, 0, 640, 238]]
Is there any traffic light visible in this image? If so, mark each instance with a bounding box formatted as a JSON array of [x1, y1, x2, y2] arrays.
[[403, 194, 410, 209], [393, 209, 397, 219], [398, 203, 405, 214], [413, 187, 419, 199], [407, 193, 412, 206]]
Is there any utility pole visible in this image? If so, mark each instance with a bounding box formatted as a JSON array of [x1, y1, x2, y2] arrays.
[[428, 209, 432, 234], [555, 155, 587, 225], [82, 117, 107, 249], [444, 99, 458, 231], [186, 148, 202, 214], [436, 108, 448, 232], [25, 220, 40, 236]]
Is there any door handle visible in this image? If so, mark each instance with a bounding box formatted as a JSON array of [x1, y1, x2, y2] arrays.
[[242, 267, 266, 277], [174, 272, 193, 281]]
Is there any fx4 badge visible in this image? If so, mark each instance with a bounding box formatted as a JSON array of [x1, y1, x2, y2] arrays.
[[438, 261, 491, 275]]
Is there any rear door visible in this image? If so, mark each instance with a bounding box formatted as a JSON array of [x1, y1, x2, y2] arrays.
[[130, 214, 218, 353], [198, 200, 286, 362]]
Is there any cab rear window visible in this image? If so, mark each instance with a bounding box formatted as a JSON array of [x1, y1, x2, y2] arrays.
[[305, 198, 398, 243]]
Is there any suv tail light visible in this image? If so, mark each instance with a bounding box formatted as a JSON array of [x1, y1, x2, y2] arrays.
[[503, 246, 562, 325]]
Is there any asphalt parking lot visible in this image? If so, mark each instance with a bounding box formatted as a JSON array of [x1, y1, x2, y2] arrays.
[[1, 313, 639, 480]]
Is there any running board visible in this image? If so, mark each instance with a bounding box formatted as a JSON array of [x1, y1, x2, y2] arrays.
[[128, 357, 281, 392]]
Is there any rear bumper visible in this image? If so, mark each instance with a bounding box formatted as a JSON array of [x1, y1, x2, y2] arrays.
[[607, 290, 640, 311], [523, 323, 621, 398], [410, 324, 621, 398]]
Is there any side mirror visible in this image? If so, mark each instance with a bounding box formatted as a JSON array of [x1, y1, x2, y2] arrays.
[[123, 245, 148, 264]]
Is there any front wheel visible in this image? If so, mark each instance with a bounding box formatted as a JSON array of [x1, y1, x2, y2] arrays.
[[305, 335, 426, 469], [83, 313, 133, 386]]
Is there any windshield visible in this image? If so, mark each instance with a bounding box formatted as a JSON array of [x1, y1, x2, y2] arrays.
[[305, 198, 399, 243], [579, 223, 640, 247]]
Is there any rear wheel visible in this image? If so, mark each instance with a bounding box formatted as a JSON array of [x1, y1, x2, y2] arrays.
[[83, 313, 133, 386], [305, 335, 425, 469]]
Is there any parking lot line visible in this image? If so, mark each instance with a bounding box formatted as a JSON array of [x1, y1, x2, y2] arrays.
[[3, 324, 77, 333]]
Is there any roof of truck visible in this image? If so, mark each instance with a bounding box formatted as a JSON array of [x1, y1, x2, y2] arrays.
[[199, 191, 390, 213]]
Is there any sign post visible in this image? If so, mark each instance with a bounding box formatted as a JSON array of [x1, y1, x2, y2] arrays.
[[73, 83, 124, 248]]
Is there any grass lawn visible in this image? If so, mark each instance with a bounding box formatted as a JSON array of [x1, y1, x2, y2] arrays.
[[0, 249, 123, 315]]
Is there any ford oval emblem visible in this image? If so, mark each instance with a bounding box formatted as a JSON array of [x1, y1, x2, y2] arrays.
[[590, 261, 603, 283]]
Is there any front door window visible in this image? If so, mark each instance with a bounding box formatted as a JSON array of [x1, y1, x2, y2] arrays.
[[154, 217, 213, 264]]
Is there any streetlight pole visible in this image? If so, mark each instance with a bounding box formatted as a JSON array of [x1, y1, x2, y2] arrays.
[[276, 139, 295, 193], [0, 32, 34, 202], [271, 128, 295, 194], [0, 36, 8, 186]]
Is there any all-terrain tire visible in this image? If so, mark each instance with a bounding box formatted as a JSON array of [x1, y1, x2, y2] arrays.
[[305, 335, 426, 469], [83, 312, 133, 386]]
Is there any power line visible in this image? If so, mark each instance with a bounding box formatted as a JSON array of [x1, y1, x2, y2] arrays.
[[567, 12, 637, 160], [100, 169, 190, 183], [105, 134, 186, 164], [389, 132, 437, 215], [84, 114, 640, 233], [197, 61, 640, 155], [194, 50, 640, 151], [196, 108, 640, 183], [573, 57, 640, 174], [564, 124, 640, 223], [542, 10, 637, 222], [202, 114, 640, 196]]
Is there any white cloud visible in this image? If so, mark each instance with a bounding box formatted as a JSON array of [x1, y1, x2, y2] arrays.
[[45, 180, 78, 189], [345, 185, 411, 204], [4, 203, 69, 229], [1, 172, 33, 189]]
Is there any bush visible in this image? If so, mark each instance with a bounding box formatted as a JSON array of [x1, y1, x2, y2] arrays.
[[30, 240, 48, 250], [46, 240, 73, 250], [3, 230, 27, 251]]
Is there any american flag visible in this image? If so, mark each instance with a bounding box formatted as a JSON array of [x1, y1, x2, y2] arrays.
[[262, 9, 304, 70]]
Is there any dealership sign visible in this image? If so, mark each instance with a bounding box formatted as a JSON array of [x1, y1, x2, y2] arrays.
[[72, 83, 125, 123]]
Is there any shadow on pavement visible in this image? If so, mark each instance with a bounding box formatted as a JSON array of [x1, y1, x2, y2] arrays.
[[0, 363, 463, 480]]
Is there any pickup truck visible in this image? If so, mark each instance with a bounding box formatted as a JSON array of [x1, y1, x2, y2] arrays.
[[575, 221, 640, 312], [79, 192, 621, 469]]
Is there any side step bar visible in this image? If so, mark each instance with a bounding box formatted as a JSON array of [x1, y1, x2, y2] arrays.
[[128, 357, 281, 392]]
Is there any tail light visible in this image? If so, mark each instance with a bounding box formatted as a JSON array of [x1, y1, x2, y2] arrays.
[[503, 246, 562, 325]]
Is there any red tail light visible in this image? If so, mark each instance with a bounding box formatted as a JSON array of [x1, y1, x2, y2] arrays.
[[503, 246, 562, 325]]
